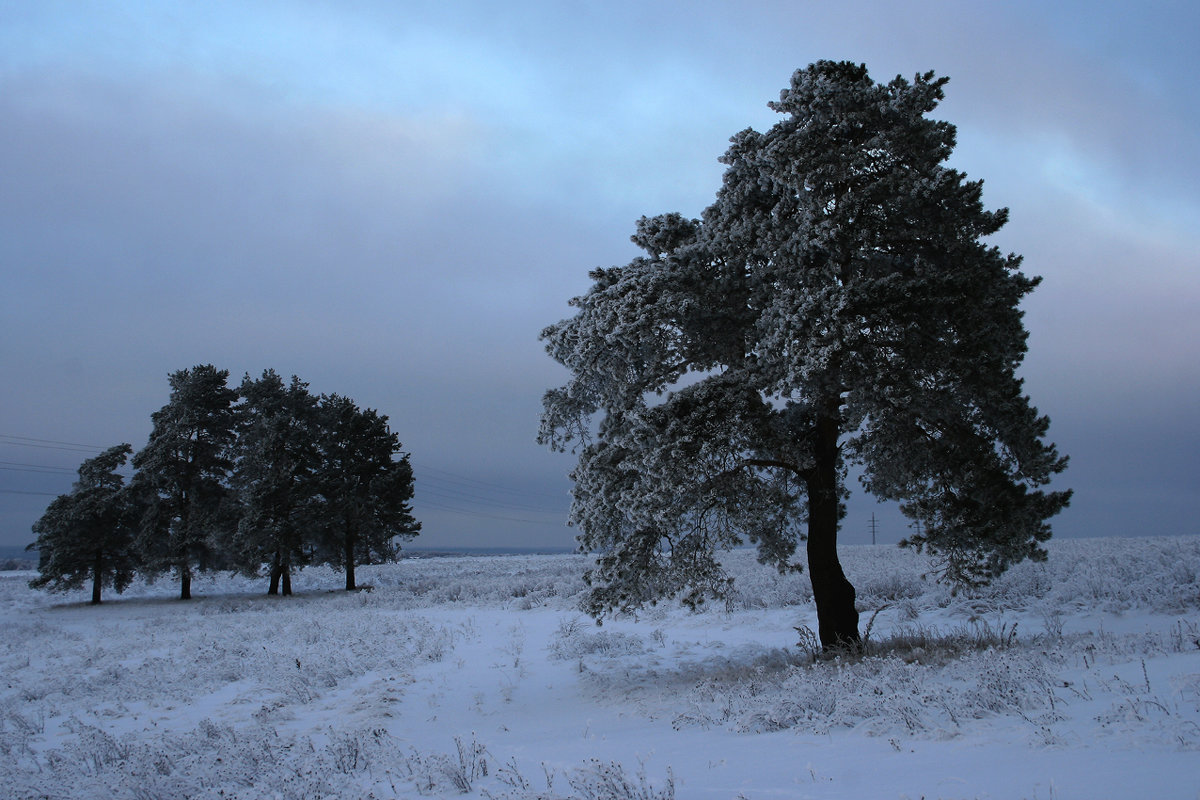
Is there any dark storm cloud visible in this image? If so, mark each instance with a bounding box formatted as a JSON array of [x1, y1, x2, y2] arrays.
[[0, 66, 588, 545]]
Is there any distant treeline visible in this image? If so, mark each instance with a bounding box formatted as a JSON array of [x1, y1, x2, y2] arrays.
[[1, 548, 36, 571], [403, 547, 577, 559], [26, 365, 420, 602]]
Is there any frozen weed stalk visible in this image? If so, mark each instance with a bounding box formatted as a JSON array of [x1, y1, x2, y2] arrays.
[[566, 759, 675, 800], [794, 624, 821, 663], [453, 733, 489, 792], [405, 734, 490, 795]]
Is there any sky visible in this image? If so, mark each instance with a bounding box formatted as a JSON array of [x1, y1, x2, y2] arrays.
[[2, 1, 1197, 552]]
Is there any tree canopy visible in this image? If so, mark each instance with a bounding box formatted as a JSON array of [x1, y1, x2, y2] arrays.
[[29, 443, 139, 604], [540, 61, 1070, 648], [313, 393, 420, 591], [132, 364, 239, 600], [230, 369, 322, 595]]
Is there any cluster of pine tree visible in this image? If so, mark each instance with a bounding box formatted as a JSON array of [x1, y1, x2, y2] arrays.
[[28, 365, 420, 604]]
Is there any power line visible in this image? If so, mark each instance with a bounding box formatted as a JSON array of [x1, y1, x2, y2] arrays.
[[416, 464, 567, 502], [410, 462, 571, 524], [419, 499, 567, 526], [0, 460, 76, 470], [417, 482, 565, 515], [0, 462, 78, 475], [0, 434, 107, 454], [406, 462, 571, 525]]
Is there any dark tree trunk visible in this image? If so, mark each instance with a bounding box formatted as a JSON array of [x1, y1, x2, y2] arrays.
[[178, 511, 193, 600], [281, 564, 292, 596], [268, 562, 281, 596], [91, 552, 103, 605], [805, 411, 860, 650], [344, 524, 357, 591]]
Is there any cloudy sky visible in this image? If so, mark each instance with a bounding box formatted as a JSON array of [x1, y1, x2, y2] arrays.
[[2, 1, 1196, 552]]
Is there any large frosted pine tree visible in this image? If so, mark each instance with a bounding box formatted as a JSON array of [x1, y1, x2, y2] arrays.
[[540, 62, 1070, 649]]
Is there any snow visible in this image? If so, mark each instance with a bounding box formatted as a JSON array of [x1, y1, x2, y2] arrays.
[[2, 537, 1199, 798]]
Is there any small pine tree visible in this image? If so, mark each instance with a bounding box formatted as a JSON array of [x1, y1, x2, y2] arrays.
[[312, 394, 420, 590], [132, 365, 239, 600], [29, 444, 140, 604], [230, 370, 321, 595]]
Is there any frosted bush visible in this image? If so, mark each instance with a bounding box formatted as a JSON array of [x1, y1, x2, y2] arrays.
[[563, 759, 675, 800], [855, 571, 926, 604], [486, 757, 675, 800], [675, 646, 1056, 737], [368, 554, 589, 610], [405, 733, 490, 794], [985, 537, 1200, 614], [9, 718, 450, 800], [721, 557, 813, 609], [550, 619, 650, 661]]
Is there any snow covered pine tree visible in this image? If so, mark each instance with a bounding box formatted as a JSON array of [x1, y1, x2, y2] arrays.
[[29, 444, 139, 604], [312, 394, 420, 592], [231, 370, 323, 596], [539, 62, 1070, 649], [133, 364, 239, 600]]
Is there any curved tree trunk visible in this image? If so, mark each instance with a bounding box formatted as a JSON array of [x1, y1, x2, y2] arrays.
[[806, 410, 860, 650]]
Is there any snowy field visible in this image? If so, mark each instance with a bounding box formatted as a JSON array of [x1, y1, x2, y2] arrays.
[[2, 537, 1199, 799]]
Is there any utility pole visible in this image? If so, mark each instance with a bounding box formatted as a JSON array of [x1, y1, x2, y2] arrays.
[[907, 518, 923, 546], [869, 512, 878, 546]]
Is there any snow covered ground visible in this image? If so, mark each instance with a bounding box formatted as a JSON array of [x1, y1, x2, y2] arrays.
[[2, 536, 1198, 799]]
